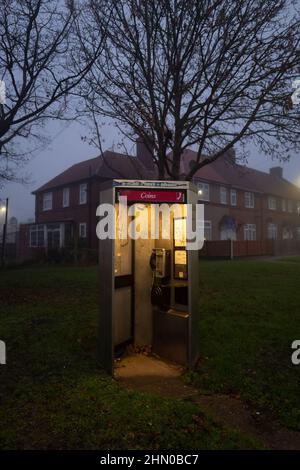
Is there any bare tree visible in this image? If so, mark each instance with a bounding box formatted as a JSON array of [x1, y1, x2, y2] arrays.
[[81, 0, 300, 180], [0, 0, 104, 182]]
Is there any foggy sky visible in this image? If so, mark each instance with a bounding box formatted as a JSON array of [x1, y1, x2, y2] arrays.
[[0, 121, 299, 225]]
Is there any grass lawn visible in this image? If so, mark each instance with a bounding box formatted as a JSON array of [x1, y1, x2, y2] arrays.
[[189, 259, 300, 430], [1, 259, 299, 449], [0, 266, 260, 450]]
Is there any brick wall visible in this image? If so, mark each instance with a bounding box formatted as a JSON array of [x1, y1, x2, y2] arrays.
[[32, 177, 300, 254], [201, 183, 300, 241], [35, 177, 102, 250]]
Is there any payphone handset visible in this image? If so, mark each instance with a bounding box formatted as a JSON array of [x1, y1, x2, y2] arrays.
[[150, 248, 171, 279], [150, 248, 171, 310]]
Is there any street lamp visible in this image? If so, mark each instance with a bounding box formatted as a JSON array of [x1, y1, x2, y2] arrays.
[[0, 198, 8, 268]]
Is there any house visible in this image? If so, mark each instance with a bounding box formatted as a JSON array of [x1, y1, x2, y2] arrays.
[[183, 149, 300, 243], [29, 141, 156, 254], [26, 142, 300, 258]]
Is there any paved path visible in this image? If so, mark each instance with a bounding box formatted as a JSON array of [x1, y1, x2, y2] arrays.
[[115, 353, 198, 398], [115, 353, 300, 450]]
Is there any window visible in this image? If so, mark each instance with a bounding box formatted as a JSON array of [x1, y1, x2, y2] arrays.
[[63, 187, 70, 207], [79, 183, 87, 204], [230, 189, 237, 206], [245, 192, 254, 208], [268, 196, 276, 211], [244, 224, 256, 241], [30, 225, 45, 247], [220, 186, 227, 204], [43, 192, 52, 211], [79, 223, 87, 238], [197, 182, 210, 201], [283, 227, 293, 240], [282, 199, 286, 212], [267, 223, 277, 240], [204, 221, 212, 240], [288, 200, 293, 213]]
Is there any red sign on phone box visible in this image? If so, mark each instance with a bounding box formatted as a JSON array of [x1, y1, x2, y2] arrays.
[[118, 189, 185, 203]]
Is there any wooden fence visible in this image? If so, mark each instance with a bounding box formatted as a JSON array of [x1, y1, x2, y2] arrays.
[[232, 240, 274, 258], [198, 239, 298, 259]]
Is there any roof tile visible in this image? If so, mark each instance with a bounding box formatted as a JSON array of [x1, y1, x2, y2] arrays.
[[34, 147, 300, 200]]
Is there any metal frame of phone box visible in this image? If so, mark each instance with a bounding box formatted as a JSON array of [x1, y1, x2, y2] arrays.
[[98, 179, 199, 375]]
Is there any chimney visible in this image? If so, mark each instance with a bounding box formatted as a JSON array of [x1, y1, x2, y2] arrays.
[[270, 167, 283, 179], [225, 147, 236, 164], [136, 135, 154, 170]]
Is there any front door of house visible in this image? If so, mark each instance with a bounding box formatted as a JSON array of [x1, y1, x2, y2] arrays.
[[46, 224, 62, 249], [220, 226, 237, 240]]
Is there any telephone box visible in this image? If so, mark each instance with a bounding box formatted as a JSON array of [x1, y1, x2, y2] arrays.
[[98, 180, 199, 375]]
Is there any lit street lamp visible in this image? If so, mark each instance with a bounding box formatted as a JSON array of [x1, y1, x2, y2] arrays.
[[0, 198, 9, 268]]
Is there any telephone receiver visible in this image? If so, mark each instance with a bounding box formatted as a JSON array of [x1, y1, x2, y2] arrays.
[[149, 248, 171, 279], [149, 248, 171, 309], [149, 251, 157, 271]]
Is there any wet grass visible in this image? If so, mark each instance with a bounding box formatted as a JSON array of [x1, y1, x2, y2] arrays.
[[0, 266, 260, 450], [188, 259, 300, 430]]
